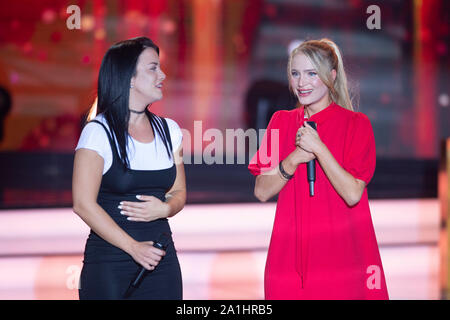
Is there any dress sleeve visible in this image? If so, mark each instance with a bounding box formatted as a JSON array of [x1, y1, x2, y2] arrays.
[[342, 112, 376, 185], [248, 111, 281, 176], [75, 121, 110, 161]]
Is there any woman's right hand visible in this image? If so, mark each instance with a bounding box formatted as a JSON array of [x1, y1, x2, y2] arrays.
[[281, 147, 315, 177], [128, 240, 166, 271], [289, 128, 316, 166], [290, 146, 316, 166]]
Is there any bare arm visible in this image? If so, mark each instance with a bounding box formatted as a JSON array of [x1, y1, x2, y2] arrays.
[[254, 166, 287, 203], [254, 146, 315, 202], [72, 148, 164, 270], [314, 144, 365, 206], [72, 149, 136, 251], [164, 145, 187, 217]]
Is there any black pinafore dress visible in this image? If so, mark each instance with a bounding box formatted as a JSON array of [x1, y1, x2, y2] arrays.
[[78, 118, 182, 300]]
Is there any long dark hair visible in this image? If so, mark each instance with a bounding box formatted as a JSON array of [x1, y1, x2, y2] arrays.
[[95, 36, 172, 170]]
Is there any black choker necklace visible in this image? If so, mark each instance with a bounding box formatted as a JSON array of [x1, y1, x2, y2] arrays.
[[129, 109, 145, 114]]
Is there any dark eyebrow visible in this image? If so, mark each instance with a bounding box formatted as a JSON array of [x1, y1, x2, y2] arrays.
[[147, 62, 159, 66]]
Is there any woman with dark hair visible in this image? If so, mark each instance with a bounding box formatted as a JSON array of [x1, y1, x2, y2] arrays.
[[249, 39, 388, 299], [72, 37, 185, 299]]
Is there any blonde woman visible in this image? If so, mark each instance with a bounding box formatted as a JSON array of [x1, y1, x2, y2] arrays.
[[249, 39, 388, 299]]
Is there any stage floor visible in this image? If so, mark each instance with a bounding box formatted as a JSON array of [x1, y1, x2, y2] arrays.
[[0, 199, 442, 300]]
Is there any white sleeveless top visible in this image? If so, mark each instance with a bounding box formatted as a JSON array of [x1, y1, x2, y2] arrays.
[[75, 114, 183, 174]]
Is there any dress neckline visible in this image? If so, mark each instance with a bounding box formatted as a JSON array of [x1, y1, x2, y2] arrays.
[[299, 102, 338, 124], [130, 135, 155, 145]]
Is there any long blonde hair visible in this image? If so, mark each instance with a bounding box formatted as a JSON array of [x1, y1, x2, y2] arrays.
[[287, 38, 354, 111]]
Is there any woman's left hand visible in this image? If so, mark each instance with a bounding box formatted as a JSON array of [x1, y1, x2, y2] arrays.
[[119, 195, 169, 222], [296, 122, 325, 155]]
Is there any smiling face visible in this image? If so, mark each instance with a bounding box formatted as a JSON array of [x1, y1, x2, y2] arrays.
[[289, 53, 334, 110], [130, 47, 166, 108]]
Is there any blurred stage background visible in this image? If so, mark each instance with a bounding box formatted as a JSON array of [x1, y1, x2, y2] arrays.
[[0, 0, 448, 299]]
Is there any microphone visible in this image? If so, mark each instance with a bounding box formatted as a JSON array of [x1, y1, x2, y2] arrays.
[[305, 121, 317, 196], [123, 232, 171, 299]]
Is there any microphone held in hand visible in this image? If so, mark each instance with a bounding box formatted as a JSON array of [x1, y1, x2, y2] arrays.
[[306, 121, 317, 196], [123, 232, 171, 299]]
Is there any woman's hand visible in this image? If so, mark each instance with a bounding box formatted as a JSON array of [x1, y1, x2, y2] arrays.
[[119, 195, 169, 222], [128, 240, 166, 271], [286, 123, 318, 167], [281, 133, 316, 174], [296, 122, 325, 154], [288, 146, 316, 167]]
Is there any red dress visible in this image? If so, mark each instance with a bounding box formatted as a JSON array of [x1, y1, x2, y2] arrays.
[[249, 102, 389, 300]]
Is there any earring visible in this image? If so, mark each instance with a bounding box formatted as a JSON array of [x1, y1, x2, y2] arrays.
[[130, 84, 134, 89]]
